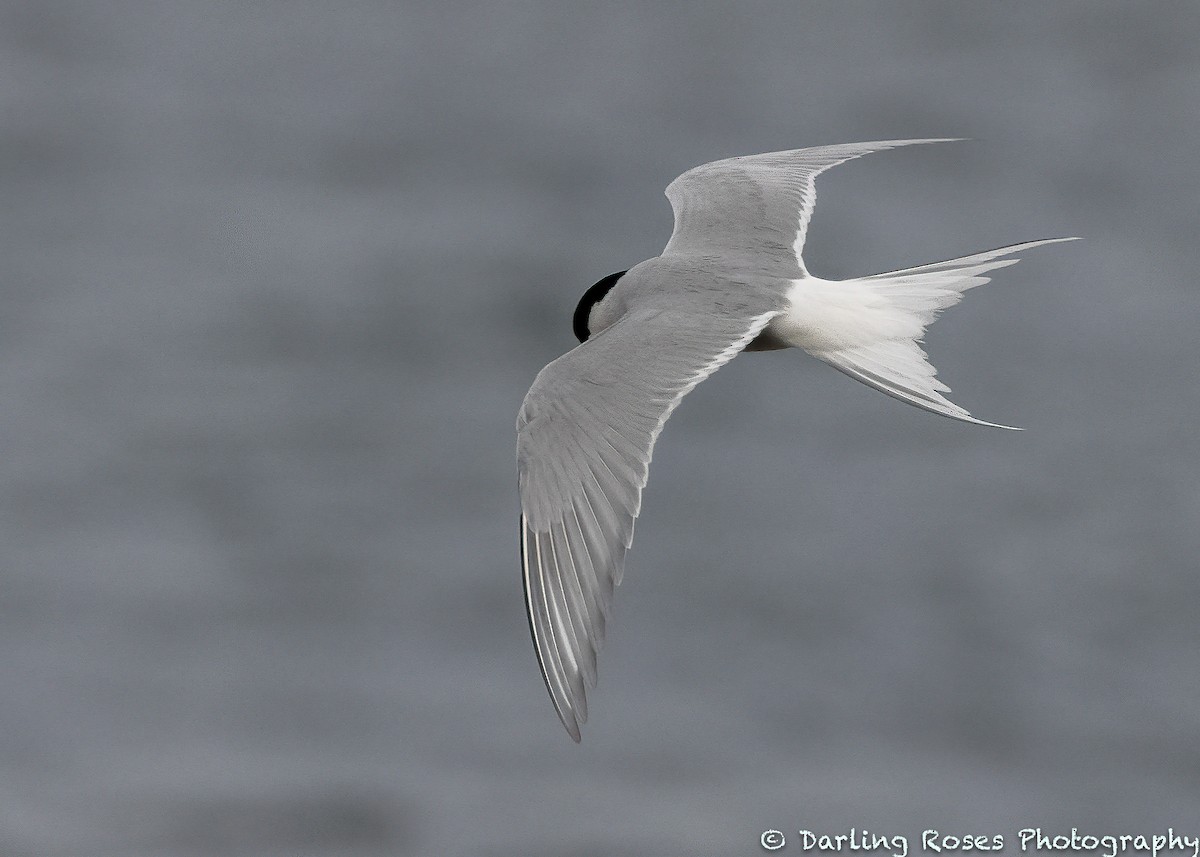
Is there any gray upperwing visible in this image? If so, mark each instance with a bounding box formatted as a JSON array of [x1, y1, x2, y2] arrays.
[[517, 303, 780, 740], [663, 139, 960, 275]]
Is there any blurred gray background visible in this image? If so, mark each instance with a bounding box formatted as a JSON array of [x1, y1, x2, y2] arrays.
[[3, 2, 1198, 855]]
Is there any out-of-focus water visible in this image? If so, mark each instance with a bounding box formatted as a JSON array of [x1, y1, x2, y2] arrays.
[[3, 3, 1199, 855]]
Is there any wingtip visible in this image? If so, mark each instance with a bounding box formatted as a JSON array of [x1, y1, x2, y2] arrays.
[[883, 136, 967, 146], [834, 137, 961, 151], [558, 705, 583, 742]]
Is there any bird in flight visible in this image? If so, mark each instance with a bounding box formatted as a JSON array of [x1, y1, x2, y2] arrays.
[[515, 139, 1075, 741]]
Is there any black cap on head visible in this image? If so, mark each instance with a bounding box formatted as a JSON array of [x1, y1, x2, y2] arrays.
[[572, 271, 626, 343]]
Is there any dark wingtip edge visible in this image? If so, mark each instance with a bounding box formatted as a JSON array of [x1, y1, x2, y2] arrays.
[[520, 514, 583, 743]]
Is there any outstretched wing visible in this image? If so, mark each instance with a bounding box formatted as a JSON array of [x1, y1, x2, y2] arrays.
[[663, 139, 960, 276], [517, 305, 780, 741]]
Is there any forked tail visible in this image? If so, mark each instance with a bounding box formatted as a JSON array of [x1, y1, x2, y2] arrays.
[[808, 237, 1078, 428]]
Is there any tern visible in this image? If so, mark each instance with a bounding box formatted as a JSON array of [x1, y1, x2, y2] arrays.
[[516, 139, 1075, 741]]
